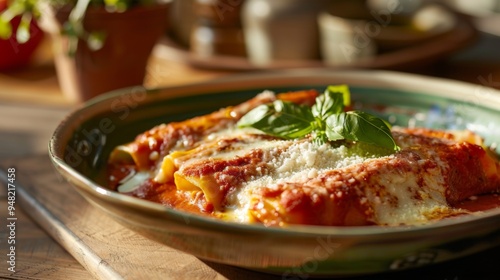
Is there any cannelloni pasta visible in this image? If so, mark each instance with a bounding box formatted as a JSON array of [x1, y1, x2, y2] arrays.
[[107, 88, 500, 226]]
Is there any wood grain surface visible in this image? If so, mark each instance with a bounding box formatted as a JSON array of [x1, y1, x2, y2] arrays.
[[0, 187, 90, 279], [0, 156, 281, 280]]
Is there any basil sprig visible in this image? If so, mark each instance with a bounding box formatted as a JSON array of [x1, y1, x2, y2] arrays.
[[237, 85, 400, 152]]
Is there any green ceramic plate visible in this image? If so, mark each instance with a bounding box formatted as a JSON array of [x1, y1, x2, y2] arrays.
[[49, 70, 500, 277]]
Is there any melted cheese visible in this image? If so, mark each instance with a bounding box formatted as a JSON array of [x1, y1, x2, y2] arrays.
[[149, 123, 395, 222], [225, 141, 374, 223], [359, 154, 452, 225], [109, 91, 500, 227]]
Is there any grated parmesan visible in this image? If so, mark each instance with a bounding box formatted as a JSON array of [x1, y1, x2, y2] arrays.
[[227, 139, 377, 222]]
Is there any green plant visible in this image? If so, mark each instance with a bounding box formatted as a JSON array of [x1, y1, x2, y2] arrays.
[[0, 0, 40, 43], [238, 85, 400, 151], [0, 0, 160, 54]]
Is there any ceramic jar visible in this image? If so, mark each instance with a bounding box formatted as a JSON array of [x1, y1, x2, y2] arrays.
[[190, 0, 247, 57], [241, 0, 328, 65]]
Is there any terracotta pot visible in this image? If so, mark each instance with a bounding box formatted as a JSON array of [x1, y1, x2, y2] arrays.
[[40, 3, 169, 103]]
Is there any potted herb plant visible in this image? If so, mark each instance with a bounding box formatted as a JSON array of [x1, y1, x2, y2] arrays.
[[0, 0, 170, 102]]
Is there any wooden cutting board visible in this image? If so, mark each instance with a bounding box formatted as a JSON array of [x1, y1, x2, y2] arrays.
[[2, 155, 500, 280]]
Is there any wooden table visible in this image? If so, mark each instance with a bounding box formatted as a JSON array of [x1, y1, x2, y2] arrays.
[[1, 29, 500, 279], [0, 38, 231, 279]]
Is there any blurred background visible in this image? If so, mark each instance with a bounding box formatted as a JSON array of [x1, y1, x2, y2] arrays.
[[1, 0, 499, 105]]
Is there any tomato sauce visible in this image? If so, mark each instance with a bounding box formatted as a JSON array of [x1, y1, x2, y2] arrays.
[[454, 194, 500, 212]]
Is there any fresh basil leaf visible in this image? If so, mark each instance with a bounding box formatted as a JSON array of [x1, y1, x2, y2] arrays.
[[312, 130, 329, 145], [237, 100, 314, 139], [327, 84, 351, 107], [325, 113, 347, 141], [312, 89, 344, 119], [237, 85, 399, 153], [326, 111, 400, 151]]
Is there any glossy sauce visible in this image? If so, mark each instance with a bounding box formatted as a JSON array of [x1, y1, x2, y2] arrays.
[[454, 194, 500, 212], [108, 163, 213, 214]]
